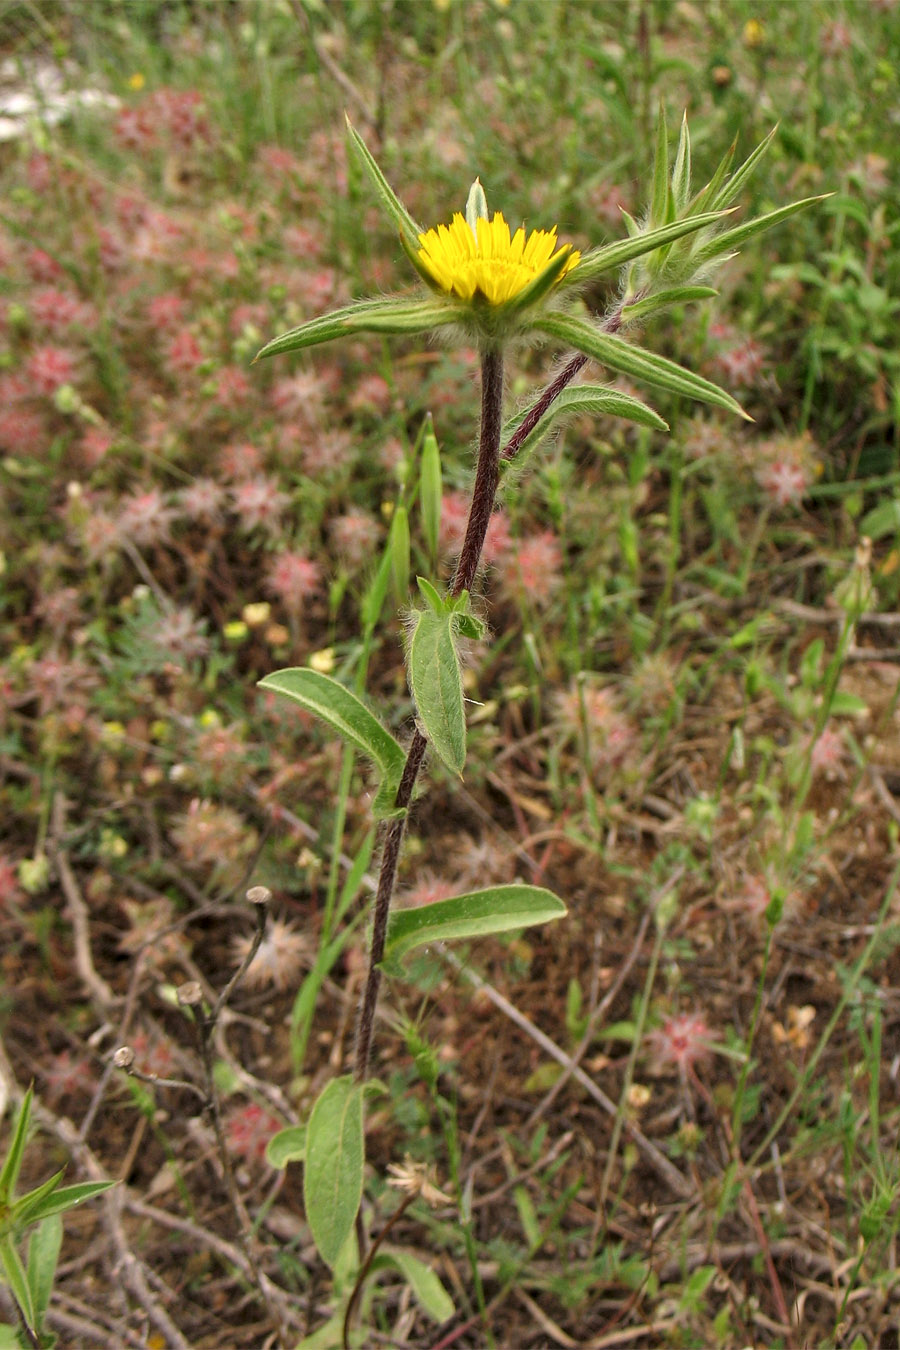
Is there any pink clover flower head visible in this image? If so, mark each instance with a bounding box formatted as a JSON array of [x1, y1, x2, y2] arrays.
[[27, 249, 64, 283], [505, 530, 563, 603], [759, 460, 809, 508], [164, 329, 205, 379], [439, 489, 470, 554], [42, 1050, 94, 1104], [300, 429, 354, 475], [79, 426, 115, 467], [330, 510, 381, 568], [0, 407, 46, 455], [26, 345, 78, 395], [31, 288, 96, 335], [810, 725, 846, 777], [219, 440, 263, 480], [147, 292, 186, 331], [648, 1012, 714, 1075], [179, 477, 226, 523], [232, 477, 289, 534], [148, 607, 209, 663], [117, 488, 176, 547], [226, 1102, 281, 1164], [270, 370, 326, 421], [171, 799, 249, 870], [267, 550, 321, 613], [401, 876, 457, 908], [0, 854, 24, 907], [215, 365, 251, 409], [723, 874, 771, 921], [349, 373, 392, 416]]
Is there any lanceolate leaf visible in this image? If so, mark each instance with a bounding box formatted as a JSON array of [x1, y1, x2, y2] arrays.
[[533, 313, 750, 419], [502, 383, 668, 465], [383, 884, 568, 970], [345, 116, 423, 249], [0, 1086, 32, 1206], [14, 1180, 115, 1227], [254, 298, 460, 361], [303, 1076, 365, 1269], [694, 195, 829, 265], [0, 1237, 34, 1330], [371, 1249, 455, 1322], [571, 210, 728, 283], [708, 125, 778, 211], [259, 669, 407, 818], [27, 1215, 62, 1323], [407, 609, 467, 777], [621, 285, 718, 323]]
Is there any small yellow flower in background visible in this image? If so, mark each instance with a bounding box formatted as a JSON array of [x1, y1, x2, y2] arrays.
[[243, 601, 271, 628], [308, 648, 336, 674], [743, 19, 765, 47], [417, 210, 579, 307], [128, 72, 146, 91]]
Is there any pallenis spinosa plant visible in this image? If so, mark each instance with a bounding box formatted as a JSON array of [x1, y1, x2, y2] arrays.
[[253, 109, 822, 1313]]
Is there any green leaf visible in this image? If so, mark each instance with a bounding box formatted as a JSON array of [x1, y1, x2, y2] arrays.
[[501, 383, 667, 467], [345, 116, 422, 248], [695, 196, 827, 265], [303, 1076, 365, 1269], [360, 545, 393, 635], [0, 1237, 34, 1331], [829, 691, 869, 717], [621, 286, 717, 324], [259, 669, 407, 819], [708, 126, 777, 211], [10, 1171, 64, 1228], [337, 827, 377, 924], [390, 505, 411, 600], [371, 1248, 454, 1323], [407, 609, 467, 776], [383, 884, 567, 969], [671, 111, 692, 213], [650, 104, 670, 231], [16, 1181, 115, 1228], [859, 497, 900, 540], [27, 1214, 62, 1322], [574, 211, 727, 283], [416, 575, 444, 614], [266, 1125, 306, 1169], [419, 415, 442, 562], [0, 1324, 23, 1349], [254, 298, 460, 362], [0, 1086, 32, 1205], [533, 314, 750, 419]]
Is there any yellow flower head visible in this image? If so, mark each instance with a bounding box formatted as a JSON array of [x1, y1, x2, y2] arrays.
[[417, 211, 580, 307]]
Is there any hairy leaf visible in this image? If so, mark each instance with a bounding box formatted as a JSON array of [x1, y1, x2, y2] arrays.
[[303, 1076, 365, 1269], [259, 669, 407, 818], [383, 884, 567, 969]]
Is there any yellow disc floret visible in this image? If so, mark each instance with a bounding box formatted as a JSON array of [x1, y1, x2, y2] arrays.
[[417, 211, 580, 307]]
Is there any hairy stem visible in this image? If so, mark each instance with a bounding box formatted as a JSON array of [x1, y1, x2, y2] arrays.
[[353, 347, 505, 1083]]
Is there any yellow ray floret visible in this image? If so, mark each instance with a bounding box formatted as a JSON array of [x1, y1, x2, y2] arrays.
[[417, 211, 580, 307]]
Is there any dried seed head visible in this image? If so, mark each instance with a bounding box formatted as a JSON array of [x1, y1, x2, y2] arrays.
[[246, 885, 272, 907], [176, 980, 203, 1007], [113, 1046, 135, 1069]]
